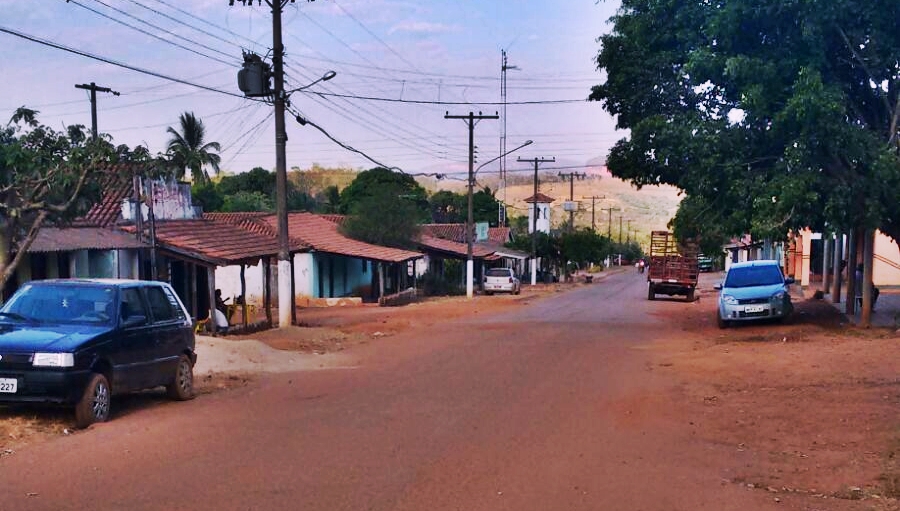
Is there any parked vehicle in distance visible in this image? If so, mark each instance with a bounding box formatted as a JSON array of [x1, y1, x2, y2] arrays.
[[0, 279, 197, 428], [483, 268, 521, 295], [647, 231, 699, 301], [715, 260, 794, 328], [698, 254, 714, 272]]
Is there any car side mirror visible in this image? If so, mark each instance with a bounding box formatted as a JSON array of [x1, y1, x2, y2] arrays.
[[123, 315, 148, 328], [784, 277, 795, 285], [713, 283, 723, 290]]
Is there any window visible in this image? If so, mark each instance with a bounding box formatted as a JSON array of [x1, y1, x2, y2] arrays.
[[121, 287, 148, 322], [161, 286, 188, 322], [146, 286, 176, 322]]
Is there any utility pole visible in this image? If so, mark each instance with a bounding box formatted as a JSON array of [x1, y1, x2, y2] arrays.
[[74, 82, 119, 140], [500, 49, 518, 227], [559, 172, 586, 232], [582, 195, 605, 233], [618, 215, 624, 244], [231, 0, 297, 328], [519, 156, 556, 286], [626, 220, 633, 243], [446, 111, 498, 299], [601, 207, 620, 240]]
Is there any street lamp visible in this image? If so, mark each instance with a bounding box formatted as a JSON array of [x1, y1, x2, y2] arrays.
[[286, 70, 336, 94], [476, 139, 533, 234], [465, 139, 533, 299]]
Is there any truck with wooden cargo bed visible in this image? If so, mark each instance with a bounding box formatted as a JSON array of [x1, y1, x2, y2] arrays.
[[646, 231, 699, 301]]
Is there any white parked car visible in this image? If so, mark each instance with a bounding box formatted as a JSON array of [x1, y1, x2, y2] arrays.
[[483, 268, 521, 295]]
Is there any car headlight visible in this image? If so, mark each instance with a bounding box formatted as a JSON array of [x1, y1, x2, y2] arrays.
[[722, 294, 738, 305], [33, 353, 74, 368], [772, 291, 785, 301]]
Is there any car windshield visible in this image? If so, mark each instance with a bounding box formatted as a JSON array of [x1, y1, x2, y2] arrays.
[[724, 266, 784, 288], [0, 283, 117, 325], [485, 269, 512, 277]]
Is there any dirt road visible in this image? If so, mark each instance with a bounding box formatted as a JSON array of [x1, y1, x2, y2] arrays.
[[0, 270, 897, 510]]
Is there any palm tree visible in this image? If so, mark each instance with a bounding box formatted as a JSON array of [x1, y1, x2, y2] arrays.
[[166, 112, 221, 184]]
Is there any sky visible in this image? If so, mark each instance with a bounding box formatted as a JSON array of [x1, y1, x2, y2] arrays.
[[2, 0, 623, 184]]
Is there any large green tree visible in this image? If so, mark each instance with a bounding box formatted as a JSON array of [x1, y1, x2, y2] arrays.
[[166, 112, 221, 185], [339, 167, 430, 221], [0, 108, 131, 289], [340, 187, 421, 250], [428, 187, 502, 225], [591, 0, 900, 245]]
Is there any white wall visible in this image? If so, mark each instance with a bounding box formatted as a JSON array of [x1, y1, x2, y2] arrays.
[[215, 252, 317, 307], [527, 203, 551, 234]]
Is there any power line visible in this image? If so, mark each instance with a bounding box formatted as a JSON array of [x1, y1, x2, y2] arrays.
[[69, 0, 235, 66], [305, 91, 586, 106], [0, 25, 249, 99], [288, 105, 405, 174], [129, 0, 243, 50]]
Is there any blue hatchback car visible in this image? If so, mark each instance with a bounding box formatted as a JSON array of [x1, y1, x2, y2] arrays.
[[715, 260, 794, 328], [0, 279, 196, 428]]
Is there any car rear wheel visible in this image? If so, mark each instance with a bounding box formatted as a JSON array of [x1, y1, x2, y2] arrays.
[[166, 354, 195, 401], [75, 373, 111, 429]]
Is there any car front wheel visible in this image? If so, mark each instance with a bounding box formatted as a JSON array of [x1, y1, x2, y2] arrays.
[[75, 373, 111, 429], [166, 354, 195, 401], [716, 313, 729, 329]]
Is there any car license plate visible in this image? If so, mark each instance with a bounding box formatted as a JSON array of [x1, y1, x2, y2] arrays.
[[745, 305, 765, 313], [0, 378, 17, 393]]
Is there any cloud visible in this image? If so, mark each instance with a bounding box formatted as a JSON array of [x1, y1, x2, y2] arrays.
[[388, 20, 456, 36]]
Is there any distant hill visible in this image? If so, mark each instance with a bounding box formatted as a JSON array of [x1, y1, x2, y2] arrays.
[[283, 165, 682, 250]]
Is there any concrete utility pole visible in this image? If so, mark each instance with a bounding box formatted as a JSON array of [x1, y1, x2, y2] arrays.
[[74, 82, 119, 140], [559, 172, 585, 232], [445, 111, 499, 299], [231, 0, 298, 328], [583, 195, 605, 233], [519, 156, 556, 286]]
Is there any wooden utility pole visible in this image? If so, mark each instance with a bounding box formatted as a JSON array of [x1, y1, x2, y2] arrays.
[[445, 111, 498, 299], [559, 172, 585, 232], [601, 207, 620, 240], [74, 82, 119, 140], [583, 195, 605, 233], [519, 156, 556, 285]]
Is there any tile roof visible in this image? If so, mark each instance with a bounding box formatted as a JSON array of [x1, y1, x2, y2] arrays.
[[523, 192, 556, 203], [207, 212, 419, 263], [74, 164, 139, 227], [420, 223, 511, 244], [274, 213, 422, 263], [27, 227, 149, 253], [123, 218, 293, 266], [417, 235, 497, 259]]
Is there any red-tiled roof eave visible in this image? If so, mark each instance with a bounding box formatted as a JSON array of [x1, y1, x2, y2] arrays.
[[271, 213, 423, 263], [204, 212, 309, 251]]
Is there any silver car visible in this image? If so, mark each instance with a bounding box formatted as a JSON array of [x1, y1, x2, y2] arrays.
[[715, 260, 794, 328], [483, 268, 521, 295]]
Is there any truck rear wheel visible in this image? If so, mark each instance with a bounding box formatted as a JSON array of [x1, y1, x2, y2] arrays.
[[647, 283, 655, 300], [686, 288, 695, 302]]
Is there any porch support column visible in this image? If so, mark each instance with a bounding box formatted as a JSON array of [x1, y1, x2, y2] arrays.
[[822, 233, 832, 293], [240, 264, 248, 329], [860, 230, 875, 327], [207, 266, 217, 335], [831, 231, 843, 304], [845, 229, 858, 316], [263, 257, 272, 327]]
